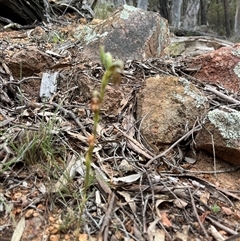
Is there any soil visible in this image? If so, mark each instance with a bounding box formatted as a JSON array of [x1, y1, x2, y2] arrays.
[[1, 18, 240, 241]]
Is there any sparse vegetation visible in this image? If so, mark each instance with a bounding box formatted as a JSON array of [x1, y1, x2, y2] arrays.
[[75, 47, 124, 238], [1, 5, 240, 239], [49, 31, 66, 43], [211, 203, 221, 213]]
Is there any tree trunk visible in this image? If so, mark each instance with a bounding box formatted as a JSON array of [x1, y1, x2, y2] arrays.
[[113, 0, 126, 8], [200, 0, 207, 25], [159, 0, 169, 20], [137, 0, 148, 10], [170, 0, 182, 29], [182, 0, 200, 29], [234, 0, 240, 40], [222, 0, 231, 37]]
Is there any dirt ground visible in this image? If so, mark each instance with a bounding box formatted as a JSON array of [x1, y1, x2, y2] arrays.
[[1, 18, 240, 241]]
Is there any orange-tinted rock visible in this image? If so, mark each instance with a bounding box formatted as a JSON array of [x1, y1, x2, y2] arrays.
[[193, 44, 240, 92], [6, 46, 53, 77], [136, 76, 208, 151]]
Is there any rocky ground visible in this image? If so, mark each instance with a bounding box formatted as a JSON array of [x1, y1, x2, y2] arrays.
[[1, 15, 240, 241]]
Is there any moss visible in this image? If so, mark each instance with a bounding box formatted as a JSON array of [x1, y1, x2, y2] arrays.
[[164, 42, 186, 57]]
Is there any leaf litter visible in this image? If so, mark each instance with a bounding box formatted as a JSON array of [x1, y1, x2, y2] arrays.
[[0, 16, 240, 241]]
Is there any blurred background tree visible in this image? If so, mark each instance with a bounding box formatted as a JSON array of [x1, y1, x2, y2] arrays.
[[234, 0, 240, 40], [0, 0, 238, 41], [156, 0, 237, 39]]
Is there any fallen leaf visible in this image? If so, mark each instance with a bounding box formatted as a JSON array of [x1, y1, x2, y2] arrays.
[[173, 225, 189, 241], [200, 191, 210, 205], [200, 211, 210, 223], [173, 198, 188, 209], [155, 199, 173, 227], [154, 229, 165, 241], [222, 206, 232, 215], [184, 157, 196, 164], [147, 218, 159, 241], [113, 173, 142, 183], [160, 212, 172, 228], [53, 154, 85, 192], [118, 191, 136, 213], [11, 216, 25, 241]]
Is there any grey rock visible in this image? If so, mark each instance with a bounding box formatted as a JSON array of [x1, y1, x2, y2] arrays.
[[196, 107, 240, 165], [79, 5, 169, 61]]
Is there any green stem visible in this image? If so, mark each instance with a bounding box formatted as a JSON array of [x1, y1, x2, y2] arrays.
[[75, 70, 113, 241]]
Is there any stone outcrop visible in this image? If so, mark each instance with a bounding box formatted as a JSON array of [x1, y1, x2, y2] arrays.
[[136, 75, 208, 152], [195, 107, 240, 165], [78, 5, 169, 61], [6, 46, 53, 77], [192, 44, 240, 92]]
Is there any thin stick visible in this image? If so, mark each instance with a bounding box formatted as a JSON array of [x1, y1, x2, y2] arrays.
[[224, 233, 240, 241], [205, 86, 240, 105], [113, 124, 153, 159], [97, 192, 115, 241], [144, 125, 201, 167], [51, 102, 88, 136], [206, 216, 238, 236], [188, 187, 210, 239]]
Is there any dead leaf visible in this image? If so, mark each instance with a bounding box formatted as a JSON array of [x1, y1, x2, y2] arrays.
[[53, 154, 85, 192], [184, 157, 196, 164], [173, 225, 189, 241], [11, 216, 25, 241], [154, 229, 165, 241], [117, 191, 136, 213], [95, 190, 103, 215], [200, 191, 210, 205], [222, 206, 232, 215], [160, 212, 172, 228], [155, 198, 173, 229], [66, 131, 88, 143], [200, 211, 210, 223], [119, 159, 134, 173], [173, 198, 188, 209], [95, 169, 112, 196], [113, 173, 142, 183], [147, 218, 159, 241]]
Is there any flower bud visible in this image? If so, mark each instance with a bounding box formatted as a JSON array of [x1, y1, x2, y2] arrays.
[[104, 52, 113, 69]]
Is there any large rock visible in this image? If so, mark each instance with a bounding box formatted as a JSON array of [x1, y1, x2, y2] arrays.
[[195, 107, 240, 165], [78, 5, 169, 61], [6, 46, 53, 77], [192, 44, 240, 92], [136, 76, 208, 151]]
